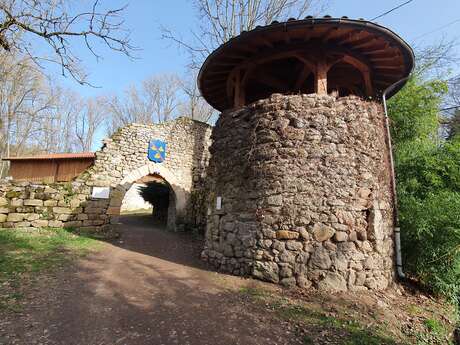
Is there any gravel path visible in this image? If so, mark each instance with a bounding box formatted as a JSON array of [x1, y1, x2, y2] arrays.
[[1, 215, 301, 345]]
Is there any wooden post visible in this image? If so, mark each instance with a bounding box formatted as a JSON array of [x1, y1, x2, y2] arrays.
[[315, 61, 328, 95], [363, 70, 373, 97]]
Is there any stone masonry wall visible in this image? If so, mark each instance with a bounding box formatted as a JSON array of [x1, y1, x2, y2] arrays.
[[0, 117, 212, 233], [0, 180, 109, 231], [202, 94, 395, 291]]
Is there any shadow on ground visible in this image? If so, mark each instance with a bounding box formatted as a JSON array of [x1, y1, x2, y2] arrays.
[[109, 214, 207, 269], [2, 215, 446, 345], [1, 215, 300, 345]]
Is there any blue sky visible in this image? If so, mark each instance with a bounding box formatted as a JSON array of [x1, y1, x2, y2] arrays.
[[52, 0, 460, 98]]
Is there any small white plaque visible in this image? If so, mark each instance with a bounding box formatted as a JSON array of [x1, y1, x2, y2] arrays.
[[92, 187, 110, 199], [216, 196, 222, 210]]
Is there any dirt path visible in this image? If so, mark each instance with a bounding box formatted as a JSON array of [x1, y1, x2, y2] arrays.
[[1, 215, 300, 345]]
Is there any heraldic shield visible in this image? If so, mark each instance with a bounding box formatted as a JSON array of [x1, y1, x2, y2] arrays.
[[148, 139, 166, 163]]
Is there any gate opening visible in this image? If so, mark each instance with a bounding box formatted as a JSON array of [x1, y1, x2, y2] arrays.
[[120, 173, 176, 228]]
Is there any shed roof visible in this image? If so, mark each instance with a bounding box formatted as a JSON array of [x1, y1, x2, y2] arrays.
[[198, 16, 415, 111], [3, 152, 95, 161]]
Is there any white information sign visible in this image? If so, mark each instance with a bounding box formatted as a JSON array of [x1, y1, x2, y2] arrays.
[[92, 187, 110, 199], [216, 196, 222, 210]]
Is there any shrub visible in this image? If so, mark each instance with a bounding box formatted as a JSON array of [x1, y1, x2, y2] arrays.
[[399, 191, 460, 301], [389, 75, 460, 302]]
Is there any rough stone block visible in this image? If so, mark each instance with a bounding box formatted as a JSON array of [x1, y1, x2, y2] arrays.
[[58, 214, 74, 221], [298, 227, 310, 241], [14, 221, 31, 228], [44, 186, 58, 194], [276, 230, 299, 240], [49, 220, 64, 228], [32, 220, 49, 228], [296, 276, 312, 289], [310, 247, 331, 270], [77, 214, 89, 221], [70, 199, 81, 209], [317, 272, 347, 292], [312, 223, 335, 242], [7, 213, 25, 222], [0, 214, 7, 223], [280, 251, 296, 264], [10, 199, 23, 207], [63, 221, 83, 228], [53, 207, 72, 214], [57, 200, 69, 207], [280, 277, 296, 287], [0, 197, 8, 206], [25, 213, 40, 221], [0, 207, 9, 214], [285, 240, 303, 251], [252, 261, 279, 283], [24, 199, 43, 206], [334, 231, 348, 242], [44, 200, 58, 207]]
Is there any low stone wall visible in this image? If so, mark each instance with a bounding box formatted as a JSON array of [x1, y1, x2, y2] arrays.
[[0, 180, 110, 233], [203, 94, 395, 291]]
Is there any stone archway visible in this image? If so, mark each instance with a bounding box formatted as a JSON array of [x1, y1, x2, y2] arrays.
[[107, 163, 188, 231]]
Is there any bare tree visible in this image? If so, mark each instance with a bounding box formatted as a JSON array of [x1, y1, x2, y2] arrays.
[[443, 76, 460, 139], [0, 51, 52, 176], [161, 0, 329, 69], [179, 73, 216, 123], [74, 97, 105, 151], [105, 86, 153, 134], [38, 87, 81, 153], [0, 0, 135, 84], [143, 74, 181, 123], [412, 39, 460, 80], [106, 73, 182, 134]]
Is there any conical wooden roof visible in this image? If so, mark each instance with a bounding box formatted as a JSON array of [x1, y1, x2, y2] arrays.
[[198, 16, 414, 111]]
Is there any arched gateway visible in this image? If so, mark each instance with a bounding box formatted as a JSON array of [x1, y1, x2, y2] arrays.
[[80, 117, 212, 232]]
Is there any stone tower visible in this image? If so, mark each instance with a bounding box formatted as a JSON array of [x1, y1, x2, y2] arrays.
[[198, 17, 414, 291]]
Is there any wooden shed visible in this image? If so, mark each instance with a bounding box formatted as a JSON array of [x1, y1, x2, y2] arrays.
[[2, 152, 95, 183]]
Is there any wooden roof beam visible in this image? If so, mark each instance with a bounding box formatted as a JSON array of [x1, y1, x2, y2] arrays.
[[321, 27, 339, 43]]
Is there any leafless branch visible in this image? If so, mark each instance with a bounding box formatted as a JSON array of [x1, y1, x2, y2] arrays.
[[161, 0, 329, 70], [0, 0, 137, 85]]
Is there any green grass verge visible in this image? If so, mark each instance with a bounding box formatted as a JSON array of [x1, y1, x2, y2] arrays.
[[239, 287, 399, 344], [0, 227, 100, 311], [240, 286, 457, 345]]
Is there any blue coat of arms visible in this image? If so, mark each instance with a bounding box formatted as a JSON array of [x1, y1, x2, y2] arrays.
[[148, 139, 166, 163]]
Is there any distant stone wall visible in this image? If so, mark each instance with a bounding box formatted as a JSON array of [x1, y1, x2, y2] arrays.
[[0, 180, 109, 232], [203, 94, 395, 291], [0, 117, 212, 233]]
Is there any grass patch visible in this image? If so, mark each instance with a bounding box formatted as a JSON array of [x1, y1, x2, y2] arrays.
[[406, 317, 452, 345], [0, 227, 100, 311], [240, 287, 399, 344], [241, 286, 458, 344], [406, 304, 424, 316]]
